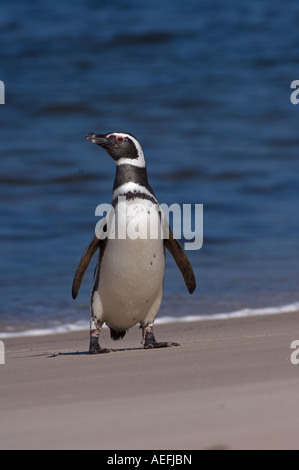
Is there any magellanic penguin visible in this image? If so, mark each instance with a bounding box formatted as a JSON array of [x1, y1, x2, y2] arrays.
[[72, 132, 196, 354]]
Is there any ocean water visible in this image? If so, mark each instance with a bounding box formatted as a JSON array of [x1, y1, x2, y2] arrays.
[[0, 0, 299, 337]]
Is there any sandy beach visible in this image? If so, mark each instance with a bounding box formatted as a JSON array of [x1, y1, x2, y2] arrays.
[[0, 312, 299, 450]]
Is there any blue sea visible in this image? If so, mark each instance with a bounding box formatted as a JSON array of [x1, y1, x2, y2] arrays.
[[0, 0, 299, 337]]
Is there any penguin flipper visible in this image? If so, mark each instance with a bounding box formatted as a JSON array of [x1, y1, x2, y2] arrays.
[[72, 235, 102, 299], [164, 228, 196, 294]]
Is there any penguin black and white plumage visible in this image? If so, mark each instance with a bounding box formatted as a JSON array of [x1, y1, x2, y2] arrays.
[[72, 132, 196, 354]]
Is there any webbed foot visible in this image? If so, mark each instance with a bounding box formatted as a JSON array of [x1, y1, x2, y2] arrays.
[[142, 326, 180, 349], [89, 335, 111, 354]]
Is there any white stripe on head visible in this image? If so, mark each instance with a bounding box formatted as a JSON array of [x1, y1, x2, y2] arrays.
[[107, 132, 146, 168]]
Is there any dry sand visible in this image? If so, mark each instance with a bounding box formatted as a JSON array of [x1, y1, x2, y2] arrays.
[[0, 312, 299, 450]]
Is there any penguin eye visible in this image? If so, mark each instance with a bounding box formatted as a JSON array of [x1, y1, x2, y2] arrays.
[[116, 136, 124, 143]]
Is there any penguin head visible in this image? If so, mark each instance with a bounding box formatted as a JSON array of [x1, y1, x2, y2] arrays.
[[86, 132, 146, 167]]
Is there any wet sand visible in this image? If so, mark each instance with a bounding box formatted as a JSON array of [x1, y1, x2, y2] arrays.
[[0, 312, 299, 450]]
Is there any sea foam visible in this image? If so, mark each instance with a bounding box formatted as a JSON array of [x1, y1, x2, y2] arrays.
[[0, 301, 298, 339]]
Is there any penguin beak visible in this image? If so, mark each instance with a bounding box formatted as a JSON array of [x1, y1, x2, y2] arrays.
[[86, 133, 110, 148]]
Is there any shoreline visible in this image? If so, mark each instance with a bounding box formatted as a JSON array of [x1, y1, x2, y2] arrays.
[[1, 300, 299, 339], [1, 312, 299, 449]]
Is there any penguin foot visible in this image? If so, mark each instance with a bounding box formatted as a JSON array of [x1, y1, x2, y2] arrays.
[[144, 340, 180, 349], [89, 336, 111, 355], [142, 327, 180, 349]]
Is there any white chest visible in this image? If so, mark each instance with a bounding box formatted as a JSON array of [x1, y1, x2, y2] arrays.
[[97, 198, 166, 327]]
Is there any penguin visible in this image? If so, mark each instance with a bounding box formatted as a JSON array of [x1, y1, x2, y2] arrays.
[[72, 132, 196, 354]]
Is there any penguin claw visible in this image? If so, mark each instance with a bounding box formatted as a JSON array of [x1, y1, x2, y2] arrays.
[[89, 337, 112, 354], [142, 328, 180, 349], [89, 347, 112, 354], [144, 341, 180, 349]]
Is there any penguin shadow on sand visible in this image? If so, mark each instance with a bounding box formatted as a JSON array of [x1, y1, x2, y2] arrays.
[[45, 345, 157, 358]]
